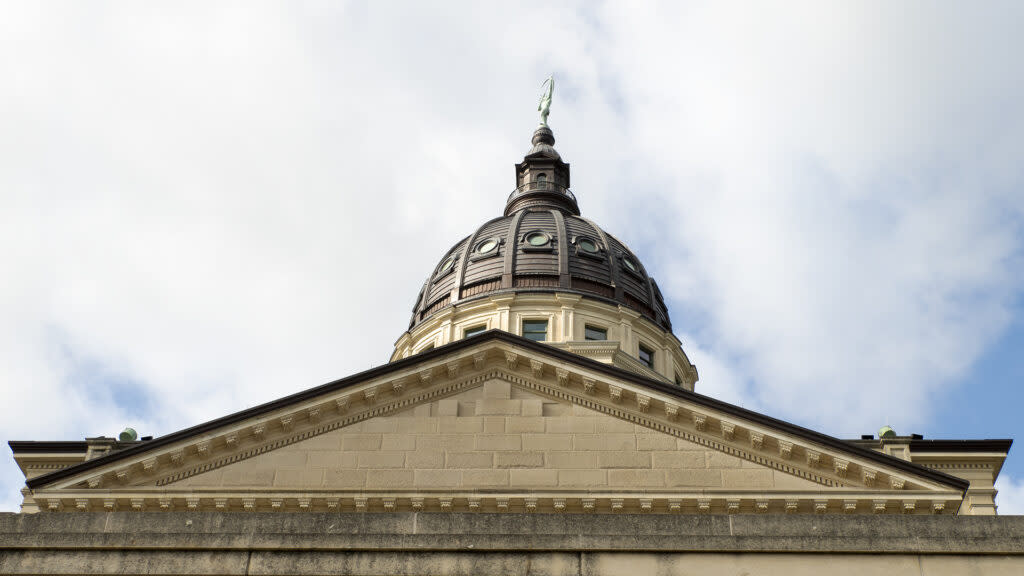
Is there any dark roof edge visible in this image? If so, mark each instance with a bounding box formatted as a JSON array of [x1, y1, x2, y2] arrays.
[[9, 441, 89, 454], [908, 439, 1013, 453], [26, 330, 970, 492]]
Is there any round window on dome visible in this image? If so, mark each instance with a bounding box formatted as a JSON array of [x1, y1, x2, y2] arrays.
[[622, 257, 639, 273], [438, 256, 456, 274], [476, 238, 498, 254], [578, 238, 599, 254], [525, 231, 550, 247]]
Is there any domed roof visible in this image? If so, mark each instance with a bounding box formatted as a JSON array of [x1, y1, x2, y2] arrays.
[[409, 125, 672, 333]]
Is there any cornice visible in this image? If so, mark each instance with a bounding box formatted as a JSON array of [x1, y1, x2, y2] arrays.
[[29, 489, 963, 515], [25, 331, 971, 493]]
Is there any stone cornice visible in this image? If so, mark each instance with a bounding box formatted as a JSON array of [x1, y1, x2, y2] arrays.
[[29, 489, 964, 515], [26, 332, 970, 494]]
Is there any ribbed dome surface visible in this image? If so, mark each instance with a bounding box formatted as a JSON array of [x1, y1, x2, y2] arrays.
[[408, 124, 672, 333], [410, 210, 671, 332]]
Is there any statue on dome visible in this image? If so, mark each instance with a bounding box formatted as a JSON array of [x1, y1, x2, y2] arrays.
[[538, 75, 554, 126]]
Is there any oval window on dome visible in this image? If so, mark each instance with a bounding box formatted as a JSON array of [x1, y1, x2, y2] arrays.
[[438, 256, 456, 274], [578, 238, 599, 254], [476, 238, 498, 254], [622, 257, 639, 273], [525, 231, 550, 247]]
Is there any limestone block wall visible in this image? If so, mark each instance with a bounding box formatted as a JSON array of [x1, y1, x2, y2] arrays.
[[3, 512, 1023, 575], [172, 379, 817, 492]]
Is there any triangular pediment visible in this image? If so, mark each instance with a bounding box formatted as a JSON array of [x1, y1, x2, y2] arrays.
[[26, 334, 966, 514], [163, 381, 825, 496]]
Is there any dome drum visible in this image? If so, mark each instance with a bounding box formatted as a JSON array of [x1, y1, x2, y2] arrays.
[[399, 122, 693, 388]]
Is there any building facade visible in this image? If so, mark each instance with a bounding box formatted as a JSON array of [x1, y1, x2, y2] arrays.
[[3, 112, 1020, 575]]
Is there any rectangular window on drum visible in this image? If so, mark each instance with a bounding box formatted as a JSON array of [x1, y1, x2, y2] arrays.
[[522, 319, 548, 342], [584, 325, 607, 341], [638, 343, 655, 369], [464, 325, 487, 338]]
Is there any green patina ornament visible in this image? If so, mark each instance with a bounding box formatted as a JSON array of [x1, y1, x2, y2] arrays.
[[538, 75, 554, 126]]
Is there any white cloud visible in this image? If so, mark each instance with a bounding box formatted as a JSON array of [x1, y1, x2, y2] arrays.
[[996, 475, 1024, 516], [0, 1, 1022, 510]]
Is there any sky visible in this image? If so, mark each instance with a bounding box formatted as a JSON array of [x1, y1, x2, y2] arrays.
[[1, 1, 1022, 513]]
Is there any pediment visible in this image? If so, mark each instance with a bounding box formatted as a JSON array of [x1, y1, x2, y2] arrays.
[[27, 335, 965, 514]]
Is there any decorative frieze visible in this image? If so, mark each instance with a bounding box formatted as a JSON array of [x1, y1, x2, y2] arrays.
[[750, 432, 764, 450], [334, 397, 349, 413], [225, 433, 239, 447], [278, 417, 293, 433], [608, 385, 622, 403], [582, 377, 596, 395], [196, 440, 211, 456], [447, 361, 461, 379], [363, 387, 377, 404], [115, 469, 131, 483], [555, 368, 569, 386], [805, 449, 821, 468], [250, 423, 266, 439], [530, 359, 544, 377], [693, 413, 707, 431], [721, 421, 735, 441], [833, 458, 849, 478], [142, 457, 158, 472], [472, 352, 487, 369], [636, 394, 650, 412], [862, 469, 877, 487], [86, 477, 102, 489], [778, 440, 793, 459], [307, 407, 321, 422], [38, 492, 958, 516], [504, 351, 519, 370], [664, 404, 679, 420], [392, 380, 405, 395], [890, 477, 906, 490], [419, 369, 433, 385]]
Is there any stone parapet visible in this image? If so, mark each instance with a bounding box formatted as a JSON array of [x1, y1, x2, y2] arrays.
[[1, 512, 1024, 574]]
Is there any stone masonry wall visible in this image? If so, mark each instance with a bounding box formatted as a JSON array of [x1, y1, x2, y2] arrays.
[[168, 378, 819, 491], [2, 512, 1023, 575]]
